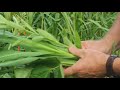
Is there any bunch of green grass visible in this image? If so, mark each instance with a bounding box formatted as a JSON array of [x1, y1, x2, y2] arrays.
[[0, 13, 81, 78]]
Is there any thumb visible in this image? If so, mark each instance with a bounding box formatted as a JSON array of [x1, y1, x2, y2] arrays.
[[69, 47, 85, 58], [64, 65, 77, 76], [64, 59, 84, 76]]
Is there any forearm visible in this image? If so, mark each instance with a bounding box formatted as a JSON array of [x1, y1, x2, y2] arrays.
[[113, 57, 120, 75], [104, 13, 120, 46], [103, 13, 120, 47]]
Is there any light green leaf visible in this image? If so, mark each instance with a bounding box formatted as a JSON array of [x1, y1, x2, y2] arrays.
[[53, 64, 64, 78], [14, 67, 32, 78], [36, 29, 58, 42], [2, 73, 11, 78], [30, 65, 51, 78], [0, 57, 40, 67]]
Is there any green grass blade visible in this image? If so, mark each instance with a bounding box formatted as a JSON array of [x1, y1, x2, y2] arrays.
[[14, 67, 32, 78], [0, 57, 40, 67]]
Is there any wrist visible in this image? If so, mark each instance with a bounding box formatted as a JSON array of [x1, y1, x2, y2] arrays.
[[100, 37, 113, 54], [103, 32, 120, 52], [106, 55, 120, 77], [103, 33, 115, 46], [113, 57, 120, 75], [105, 34, 120, 51]]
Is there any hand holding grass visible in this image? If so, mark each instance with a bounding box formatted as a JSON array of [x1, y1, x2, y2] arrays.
[[64, 13, 120, 78], [64, 46, 110, 78], [1, 12, 120, 78]]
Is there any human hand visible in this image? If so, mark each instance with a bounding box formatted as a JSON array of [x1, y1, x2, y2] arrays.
[[64, 47, 110, 78], [81, 39, 112, 54]]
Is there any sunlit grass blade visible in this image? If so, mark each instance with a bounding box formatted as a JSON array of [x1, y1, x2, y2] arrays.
[[0, 57, 40, 67]]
